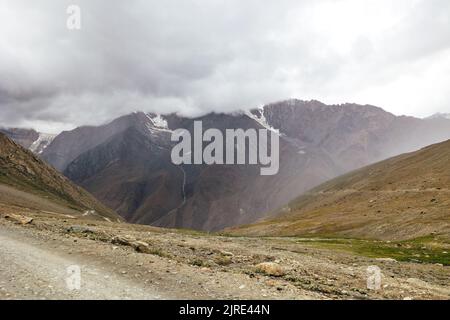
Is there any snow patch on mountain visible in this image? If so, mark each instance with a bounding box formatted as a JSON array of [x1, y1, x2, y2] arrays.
[[29, 133, 56, 154], [245, 106, 280, 134], [149, 114, 169, 129], [145, 114, 173, 133]]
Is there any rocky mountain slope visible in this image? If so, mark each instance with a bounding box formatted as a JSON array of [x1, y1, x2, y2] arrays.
[[63, 112, 333, 230], [0, 133, 121, 221], [229, 139, 450, 241]]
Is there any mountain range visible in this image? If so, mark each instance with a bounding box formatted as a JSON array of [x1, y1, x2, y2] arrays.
[[3, 100, 450, 231]]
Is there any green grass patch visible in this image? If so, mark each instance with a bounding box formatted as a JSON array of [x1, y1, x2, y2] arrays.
[[295, 237, 450, 266]]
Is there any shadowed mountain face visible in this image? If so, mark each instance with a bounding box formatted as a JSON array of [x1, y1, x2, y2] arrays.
[[26, 100, 450, 231], [64, 126, 183, 225], [61, 112, 336, 230], [41, 113, 149, 171], [0, 133, 121, 221], [149, 113, 339, 231], [228, 139, 450, 241]]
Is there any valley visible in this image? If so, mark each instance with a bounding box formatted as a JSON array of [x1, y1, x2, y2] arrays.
[[2, 0, 450, 304], [5, 100, 449, 232]]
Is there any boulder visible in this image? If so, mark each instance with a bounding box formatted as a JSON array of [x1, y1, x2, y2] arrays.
[[255, 262, 285, 277], [220, 250, 234, 257], [66, 225, 95, 234], [5, 214, 33, 225], [131, 241, 153, 254], [375, 258, 398, 263], [111, 235, 136, 246]]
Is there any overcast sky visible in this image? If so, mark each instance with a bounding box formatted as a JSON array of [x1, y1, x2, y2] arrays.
[[0, 0, 449, 133]]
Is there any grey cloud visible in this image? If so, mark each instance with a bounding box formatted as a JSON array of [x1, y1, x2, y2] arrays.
[[0, 0, 449, 132]]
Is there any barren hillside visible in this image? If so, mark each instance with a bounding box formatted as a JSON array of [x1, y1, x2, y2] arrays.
[[0, 133, 121, 221], [229, 140, 450, 241]]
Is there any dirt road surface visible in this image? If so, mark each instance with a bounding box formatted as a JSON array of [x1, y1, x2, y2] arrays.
[[0, 226, 164, 299]]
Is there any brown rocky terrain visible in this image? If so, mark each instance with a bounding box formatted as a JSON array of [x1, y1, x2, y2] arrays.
[[0, 133, 121, 221], [0, 209, 448, 300]]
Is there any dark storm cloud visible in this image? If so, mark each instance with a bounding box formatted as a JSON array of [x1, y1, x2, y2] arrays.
[[0, 0, 449, 132]]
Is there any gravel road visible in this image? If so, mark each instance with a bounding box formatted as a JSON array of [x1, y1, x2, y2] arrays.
[[0, 225, 164, 300]]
